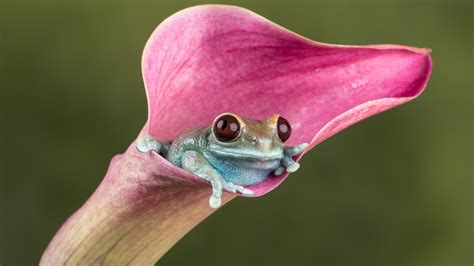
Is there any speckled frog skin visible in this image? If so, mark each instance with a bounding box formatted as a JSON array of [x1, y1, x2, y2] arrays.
[[137, 113, 308, 208]]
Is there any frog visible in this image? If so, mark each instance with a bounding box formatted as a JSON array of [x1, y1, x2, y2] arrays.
[[136, 113, 308, 208]]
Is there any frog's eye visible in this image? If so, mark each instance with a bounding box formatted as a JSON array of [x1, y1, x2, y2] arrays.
[[213, 114, 241, 142], [277, 116, 292, 142]]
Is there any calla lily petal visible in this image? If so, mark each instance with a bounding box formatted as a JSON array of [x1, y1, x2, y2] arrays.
[[41, 4, 431, 264], [142, 5, 432, 196]]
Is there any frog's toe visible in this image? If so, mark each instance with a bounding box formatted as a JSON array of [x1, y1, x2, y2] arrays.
[[285, 143, 309, 156], [223, 182, 239, 192], [209, 195, 222, 209], [274, 166, 285, 176], [282, 156, 300, 173], [136, 135, 161, 153], [239, 187, 254, 196], [285, 162, 300, 173], [223, 182, 254, 196]]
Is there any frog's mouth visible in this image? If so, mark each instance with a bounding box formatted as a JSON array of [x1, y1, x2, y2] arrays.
[[208, 148, 284, 161]]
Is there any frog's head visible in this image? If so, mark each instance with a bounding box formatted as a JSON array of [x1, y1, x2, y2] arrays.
[[208, 113, 291, 161]]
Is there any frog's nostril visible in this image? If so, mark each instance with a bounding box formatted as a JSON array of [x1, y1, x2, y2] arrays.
[[251, 136, 258, 144]]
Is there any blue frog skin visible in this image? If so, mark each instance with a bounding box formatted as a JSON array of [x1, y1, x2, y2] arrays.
[[137, 113, 308, 208]]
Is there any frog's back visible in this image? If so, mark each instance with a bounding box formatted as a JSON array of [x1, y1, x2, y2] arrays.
[[166, 128, 210, 167]]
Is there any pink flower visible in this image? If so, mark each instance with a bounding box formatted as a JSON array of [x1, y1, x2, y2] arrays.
[[41, 5, 431, 265]]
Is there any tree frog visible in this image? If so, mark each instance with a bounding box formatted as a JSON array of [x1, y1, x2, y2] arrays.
[[136, 113, 308, 208]]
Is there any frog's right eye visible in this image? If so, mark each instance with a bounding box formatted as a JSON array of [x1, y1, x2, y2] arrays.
[[213, 114, 241, 142], [277, 116, 292, 142]]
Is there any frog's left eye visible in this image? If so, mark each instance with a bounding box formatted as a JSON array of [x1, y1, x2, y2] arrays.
[[213, 114, 241, 142], [277, 116, 292, 142]]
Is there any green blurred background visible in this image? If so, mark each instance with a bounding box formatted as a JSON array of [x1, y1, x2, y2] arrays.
[[1, 0, 472, 265]]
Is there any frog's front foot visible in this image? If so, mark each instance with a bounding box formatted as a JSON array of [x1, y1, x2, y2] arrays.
[[274, 143, 309, 176], [136, 135, 170, 156], [223, 182, 254, 196]]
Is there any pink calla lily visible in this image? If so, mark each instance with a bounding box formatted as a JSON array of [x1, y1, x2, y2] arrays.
[[41, 5, 432, 265]]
